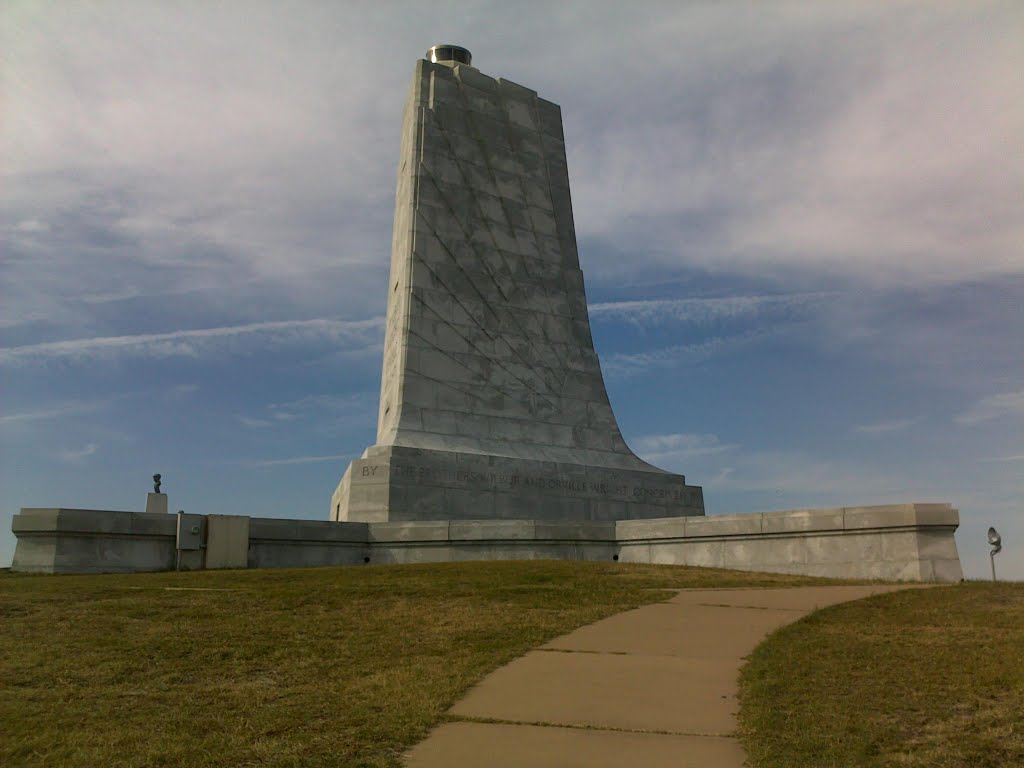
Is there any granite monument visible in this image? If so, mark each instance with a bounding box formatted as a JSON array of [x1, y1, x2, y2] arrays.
[[331, 45, 704, 524]]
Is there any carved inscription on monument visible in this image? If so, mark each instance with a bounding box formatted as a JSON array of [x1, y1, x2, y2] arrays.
[[359, 463, 698, 505]]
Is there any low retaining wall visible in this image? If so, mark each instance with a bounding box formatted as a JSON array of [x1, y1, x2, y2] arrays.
[[11, 508, 177, 574], [10, 503, 963, 582], [616, 504, 963, 582]]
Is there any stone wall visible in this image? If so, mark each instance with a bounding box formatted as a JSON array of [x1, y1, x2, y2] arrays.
[[616, 503, 963, 582], [12, 503, 962, 582], [11, 508, 177, 574]]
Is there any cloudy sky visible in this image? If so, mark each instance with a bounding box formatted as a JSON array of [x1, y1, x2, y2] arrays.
[[2, 1, 1021, 578]]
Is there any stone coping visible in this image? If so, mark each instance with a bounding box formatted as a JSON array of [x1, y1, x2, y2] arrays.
[[616, 503, 959, 542], [14, 508, 176, 536]]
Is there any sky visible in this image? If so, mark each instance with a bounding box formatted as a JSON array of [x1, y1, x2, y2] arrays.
[[1, 1, 1021, 579]]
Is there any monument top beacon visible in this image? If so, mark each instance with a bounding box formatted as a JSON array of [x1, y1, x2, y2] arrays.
[[426, 44, 472, 66]]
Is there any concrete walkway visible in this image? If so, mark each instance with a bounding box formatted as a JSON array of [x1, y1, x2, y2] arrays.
[[405, 584, 914, 767]]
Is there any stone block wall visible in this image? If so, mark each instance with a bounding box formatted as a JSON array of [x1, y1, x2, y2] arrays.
[[332, 445, 703, 524], [12, 503, 962, 582], [616, 503, 963, 582]]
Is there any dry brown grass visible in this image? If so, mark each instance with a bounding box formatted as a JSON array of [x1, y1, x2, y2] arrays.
[[1, 560, 820, 768], [739, 582, 1024, 768]]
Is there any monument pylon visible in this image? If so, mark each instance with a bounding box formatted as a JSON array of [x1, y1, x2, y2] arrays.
[[331, 45, 705, 523]]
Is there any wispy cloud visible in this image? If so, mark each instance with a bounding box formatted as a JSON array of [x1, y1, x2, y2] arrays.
[[705, 448, 906, 500], [956, 389, 1024, 426], [603, 329, 770, 378], [635, 436, 906, 502], [0, 400, 108, 426], [980, 454, 1024, 463], [165, 383, 199, 398], [241, 453, 352, 468], [633, 432, 737, 463], [568, 4, 1024, 285], [236, 392, 378, 432], [236, 416, 273, 429], [590, 293, 831, 326], [0, 318, 383, 366], [853, 419, 914, 435], [269, 393, 376, 417], [58, 443, 99, 464]]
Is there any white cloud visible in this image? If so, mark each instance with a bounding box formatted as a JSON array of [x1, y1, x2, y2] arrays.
[[2, 2, 1020, 349], [603, 329, 771, 378], [0, 317, 383, 366], [981, 454, 1024, 463], [58, 443, 98, 464], [853, 419, 914, 435], [166, 384, 199, 398], [956, 390, 1024, 426], [637, 437, 906, 502], [633, 433, 737, 465], [236, 416, 272, 429], [234, 392, 378, 439], [0, 400, 108, 426], [589, 293, 832, 327], [241, 453, 352, 468], [566, 3, 1024, 285], [269, 393, 377, 417], [13, 218, 48, 233], [707, 449, 907, 500]]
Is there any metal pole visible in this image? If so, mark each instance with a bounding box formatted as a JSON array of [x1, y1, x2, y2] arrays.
[[991, 551, 997, 582]]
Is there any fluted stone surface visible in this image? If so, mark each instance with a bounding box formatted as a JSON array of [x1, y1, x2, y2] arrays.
[[332, 56, 703, 523]]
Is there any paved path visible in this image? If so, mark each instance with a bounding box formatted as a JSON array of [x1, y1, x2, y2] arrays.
[[405, 584, 915, 767]]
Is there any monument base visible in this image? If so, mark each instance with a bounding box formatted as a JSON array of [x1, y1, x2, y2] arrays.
[[330, 445, 705, 523]]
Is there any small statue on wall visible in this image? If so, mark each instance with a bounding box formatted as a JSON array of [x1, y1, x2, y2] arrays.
[[153, 474, 162, 494]]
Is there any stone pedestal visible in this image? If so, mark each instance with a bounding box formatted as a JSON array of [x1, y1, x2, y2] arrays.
[[332, 446, 703, 523], [144, 493, 168, 515]]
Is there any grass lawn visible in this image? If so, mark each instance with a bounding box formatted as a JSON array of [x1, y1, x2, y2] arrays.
[[740, 582, 1024, 768], [1, 561, 818, 768]]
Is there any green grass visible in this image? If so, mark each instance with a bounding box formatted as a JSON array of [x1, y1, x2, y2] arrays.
[[740, 582, 1024, 768], [1, 561, 819, 768]]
